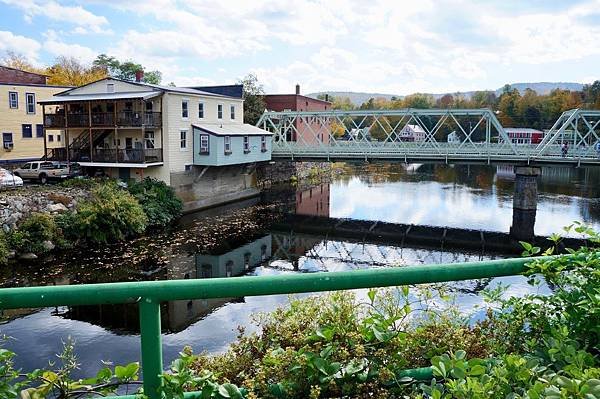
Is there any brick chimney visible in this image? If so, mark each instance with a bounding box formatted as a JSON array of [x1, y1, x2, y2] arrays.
[[135, 70, 144, 83], [295, 84, 300, 95]]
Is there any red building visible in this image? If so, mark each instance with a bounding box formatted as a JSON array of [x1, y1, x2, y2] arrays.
[[264, 85, 332, 145], [0, 66, 48, 85], [502, 128, 544, 145]]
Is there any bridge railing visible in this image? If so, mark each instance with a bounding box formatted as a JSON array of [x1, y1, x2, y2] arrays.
[[0, 256, 543, 399]]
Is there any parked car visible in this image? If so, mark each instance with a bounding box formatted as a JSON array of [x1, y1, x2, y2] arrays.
[[13, 161, 79, 184], [0, 168, 23, 188]]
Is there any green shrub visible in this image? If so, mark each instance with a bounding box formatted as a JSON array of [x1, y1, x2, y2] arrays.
[[65, 184, 147, 243], [9, 213, 61, 254], [0, 232, 9, 264], [59, 177, 102, 189], [127, 178, 183, 228]]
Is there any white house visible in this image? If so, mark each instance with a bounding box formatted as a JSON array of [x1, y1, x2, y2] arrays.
[[399, 124, 426, 142], [447, 131, 461, 144], [39, 77, 273, 210]]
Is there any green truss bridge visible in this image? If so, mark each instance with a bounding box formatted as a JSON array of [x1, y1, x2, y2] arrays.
[[258, 108, 600, 166]]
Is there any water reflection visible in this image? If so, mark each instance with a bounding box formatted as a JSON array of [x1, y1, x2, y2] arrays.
[[330, 164, 600, 235]]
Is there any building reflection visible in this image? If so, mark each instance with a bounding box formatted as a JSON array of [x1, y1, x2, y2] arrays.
[[63, 235, 272, 334], [296, 183, 330, 217]]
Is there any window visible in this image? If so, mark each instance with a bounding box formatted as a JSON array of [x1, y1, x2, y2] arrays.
[[243, 136, 250, 153], [25, 93, 35, 114], [185, 164, 192, 172], [224, 135, 231, 154], [22, 124, 32, 138], [107, 83, 115, 93], [21, 163, 32, 170], [181, 100, 189, 118], [180, 130, 187, 150], [3, 133, 13, 147], [217, 104, 223, 119], [36, 124, 43, 138], [144, 131, 155, 149], [230, 104, 235, 120], [48, 134, 54, 142], [8, 92, 18, 109], [198, 102, 204, 118], [57, 134, 61, 142], [199, 134, 209, 154], [261, 135, 267, 152]]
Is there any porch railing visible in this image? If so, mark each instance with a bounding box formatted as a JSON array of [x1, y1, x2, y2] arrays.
[[46, 148, 163, 164], [0, 256, 547, 399], [44, 112, 162, 128]]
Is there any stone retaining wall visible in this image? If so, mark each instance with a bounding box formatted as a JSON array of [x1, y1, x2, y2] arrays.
[[0, 187, 89, 231]]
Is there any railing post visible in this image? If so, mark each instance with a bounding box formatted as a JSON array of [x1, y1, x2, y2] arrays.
[[139, 298, 163, 399]]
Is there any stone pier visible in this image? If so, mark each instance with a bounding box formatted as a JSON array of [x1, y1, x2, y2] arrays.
[[510, 167, 541, 242]]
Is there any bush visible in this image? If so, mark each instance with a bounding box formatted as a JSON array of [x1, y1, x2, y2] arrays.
[[127, 178, 183, 228], [0, 232, 9, 264], [9, 213, 61, 254], [59, 177, 101, 189], [64, 183, 147, 243]]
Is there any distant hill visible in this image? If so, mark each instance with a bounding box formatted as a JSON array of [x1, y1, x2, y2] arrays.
[[308, 82, 586, 105]]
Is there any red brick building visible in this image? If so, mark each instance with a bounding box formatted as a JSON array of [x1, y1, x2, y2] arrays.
[[0, 66, 48, 85], [264, 85, 332, 145]]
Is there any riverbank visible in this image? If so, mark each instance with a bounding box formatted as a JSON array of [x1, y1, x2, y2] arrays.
[[0, 178, 183, 263]]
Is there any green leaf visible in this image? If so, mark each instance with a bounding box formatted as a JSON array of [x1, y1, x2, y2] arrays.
[[218, 383, 243, 399]]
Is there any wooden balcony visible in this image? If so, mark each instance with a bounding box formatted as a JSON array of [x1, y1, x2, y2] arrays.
[[47, 148, 163, 164], [44, 112, 162, 129]]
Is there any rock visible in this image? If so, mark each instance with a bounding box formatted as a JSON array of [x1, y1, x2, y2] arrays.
[[19, 253, 38, 260], [42, 240, 55, 251], [15, 202, 23, 211], [47, 203, 68, 213]]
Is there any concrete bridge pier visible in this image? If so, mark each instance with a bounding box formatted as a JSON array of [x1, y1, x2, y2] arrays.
[[510, 167, 541, 242]]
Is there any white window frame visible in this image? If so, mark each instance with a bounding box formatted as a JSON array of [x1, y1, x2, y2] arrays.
[[224, 135, 231, 154], [181, 99, 189, 119], [261, 135, 267, 152], [243, 135, 250, 153], [180, 130, 188, 151], [199, 134, 209, 154], [8, 92, 18, 109], [144, 130, 155, 149], [198, 102, 204, 119], [230, 104, 235, 120], [25, 93, 35, 114], [217, 104, 223, 119]]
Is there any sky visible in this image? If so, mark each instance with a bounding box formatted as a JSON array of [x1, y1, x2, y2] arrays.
[[0, 0, 599, 95]]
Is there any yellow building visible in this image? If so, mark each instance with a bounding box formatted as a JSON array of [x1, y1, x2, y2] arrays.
[[0, 66, 71, 164]]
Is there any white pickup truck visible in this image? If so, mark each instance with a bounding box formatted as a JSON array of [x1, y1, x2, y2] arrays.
[[13, 161, 72, 184]]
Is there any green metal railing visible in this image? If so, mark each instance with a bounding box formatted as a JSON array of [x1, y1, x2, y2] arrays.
[[0, 256, 540, 399]]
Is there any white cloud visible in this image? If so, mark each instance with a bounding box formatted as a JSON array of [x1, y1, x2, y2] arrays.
[[0, 30, 41, 63], [1, 0, 109, 33], [43, 30, 97, 63]]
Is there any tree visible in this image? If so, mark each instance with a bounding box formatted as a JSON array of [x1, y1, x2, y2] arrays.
[[402, 93, 434, 109], [238, 73, 266, 125], [93, 54, 162, 84], [1, 51, 45, 75], [45, 56, 107, 86]]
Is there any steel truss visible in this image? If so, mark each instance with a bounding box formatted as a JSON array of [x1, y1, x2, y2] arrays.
[[257, 108, 600, 165]]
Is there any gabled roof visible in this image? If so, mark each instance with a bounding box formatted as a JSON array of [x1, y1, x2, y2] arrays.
[[55, 77, 241, 99], [193, 123, 273, 136]]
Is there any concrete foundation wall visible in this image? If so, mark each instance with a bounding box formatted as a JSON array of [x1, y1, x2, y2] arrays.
[[258, 161, 331, 184], [171, 164, 259, 212]]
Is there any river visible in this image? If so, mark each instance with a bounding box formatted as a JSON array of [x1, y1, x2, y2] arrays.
[[0, 163, 598, 378]]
